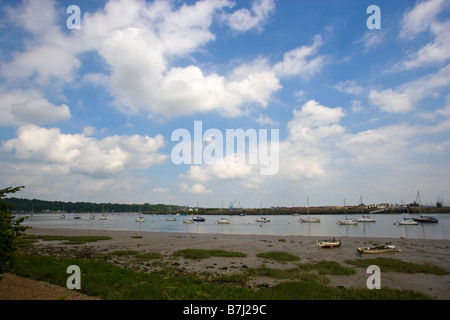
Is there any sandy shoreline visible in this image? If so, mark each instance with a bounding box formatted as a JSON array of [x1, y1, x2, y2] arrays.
[[24, 227, 450, 299]]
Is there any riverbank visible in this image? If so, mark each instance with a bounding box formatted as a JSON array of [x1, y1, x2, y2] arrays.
[[15, 227, 449, 300]]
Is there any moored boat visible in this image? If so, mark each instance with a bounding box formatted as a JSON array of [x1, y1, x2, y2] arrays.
[[412, 215, 439, 223], [136, 215, 146, 222], [183, 219, 195, 224], [357, 245, 396, 254], [217, 217, 231, 224], [356, 215, 375, 222], [193, 216, 206, 222], [397, 218, 418, 225], [255, 217, 270, 223], [316, 238, 341, 248]]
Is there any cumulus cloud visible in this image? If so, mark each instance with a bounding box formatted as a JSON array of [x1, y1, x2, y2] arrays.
[[223, 0, 275, 32], [180, 182, 212, 194], [0, 89, 71, 126], [368, 89, 413, 114], [2, 125, 167, 178]]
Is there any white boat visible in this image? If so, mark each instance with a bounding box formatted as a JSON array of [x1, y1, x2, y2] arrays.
[[398, 218, 418, 225], [99, 214, 108, 220], [356, 215, 375, 222], [255, 217, 270, 223], [60, 214, 66, 219], [337, 199, 357, 225], [136, 215, 146, 222], [183, 219, 195, 224], [217, 217, 231, 224], [165, 217, 176, 221], [298, 197, 320, 223], [316, 238, 341, 248]]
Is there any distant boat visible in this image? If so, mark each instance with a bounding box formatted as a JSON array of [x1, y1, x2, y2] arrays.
[[193, 216, 206, 222], [217, 217, 231, 224], [60, 214, 66, 219], [357, 245, 396, 254], [412, 191, 438, 223], [73, 215, 81, 220], [397, 218, 418, 225], [316, 238, 341, 248], [337, 199, 357, 225], [255, 217, 270, 223], [99, 214, 108, 220], [356, 215, 375, 222], [183, 219, 195, 224], [136, 215, 146, 222], [165, 217, 176, 221], [89, 215, 95, 220], [298, 197, 320, 223], [413, 216, 439, 223]]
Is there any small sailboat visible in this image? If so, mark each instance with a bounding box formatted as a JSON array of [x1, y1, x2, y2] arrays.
[[356, 215, 375, 222], [395, 199, 418, 225], [135, 215, 146, 222], [255, 217, 270, 223], [398, 218, 418, 225], [217, 217, 231, 224], [316, 238, 341, 248], [99, 214, 108, 220], [165, 217, 176, 221], [298, 197, 320, 223], [89, 215, 96, 220], [193, 216, 206, 222], [183, 219, 195, 224], [357, 245, 396, 254], [411, 191, 439, 223], [73, 214, 81, 219], [337, 199, 357, 225]]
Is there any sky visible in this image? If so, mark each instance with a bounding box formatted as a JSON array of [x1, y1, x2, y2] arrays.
[[0, 0, 449, 208]]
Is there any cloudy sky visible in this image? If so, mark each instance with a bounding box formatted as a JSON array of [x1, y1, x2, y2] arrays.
[[1, 0, 449, 208]]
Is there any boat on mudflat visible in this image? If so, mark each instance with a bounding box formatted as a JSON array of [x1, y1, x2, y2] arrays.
[[316, 238, 341, 248], [357, 245, 396, 254]]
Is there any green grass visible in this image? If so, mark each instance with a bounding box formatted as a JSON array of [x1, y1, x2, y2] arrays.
[[22, 235, 112, 245], [256, 251, 300, 262], [172, 249, 247, 259], [11, 254, 432, 300], [345, 257, 449, 275]]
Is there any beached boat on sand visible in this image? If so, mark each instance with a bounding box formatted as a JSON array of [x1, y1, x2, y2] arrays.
[[316, 238, 341, 248], [357, 245, 396, 254]]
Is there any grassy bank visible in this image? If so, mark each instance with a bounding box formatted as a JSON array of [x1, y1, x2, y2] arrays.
[[11, 253, 432, 300]]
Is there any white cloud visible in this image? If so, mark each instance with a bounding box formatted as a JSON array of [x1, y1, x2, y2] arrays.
[[0, 89, 71, 126], [332, 80, 364, 95], [399, 0, 447, 39], [180, 182, 212, 194], [273, 35, 326, 79], [223, 0, 275, 32], [2, 125, 167, 178], [152, 187, 169, 193], [368, 89, 413, 113], [398, 0, 450, 70]]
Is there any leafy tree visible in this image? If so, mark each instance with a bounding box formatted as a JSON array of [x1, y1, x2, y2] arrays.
[[0, 186, 29, 273]]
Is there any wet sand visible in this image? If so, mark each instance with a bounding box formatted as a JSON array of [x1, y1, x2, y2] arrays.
[[25, 227, 450, 299]]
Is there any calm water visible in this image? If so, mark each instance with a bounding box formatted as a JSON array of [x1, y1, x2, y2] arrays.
[[21, 212, 450, 240]]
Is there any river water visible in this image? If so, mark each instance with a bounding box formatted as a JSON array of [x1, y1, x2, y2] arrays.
[[21, 212, 450, 240]]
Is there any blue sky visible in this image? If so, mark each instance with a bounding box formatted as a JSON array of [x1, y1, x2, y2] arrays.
[[0, 0, 449, 208]]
